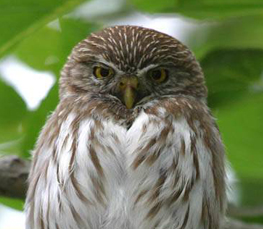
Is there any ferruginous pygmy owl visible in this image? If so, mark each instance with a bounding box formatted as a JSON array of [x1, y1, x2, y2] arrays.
[[25, 25, 226, 229]]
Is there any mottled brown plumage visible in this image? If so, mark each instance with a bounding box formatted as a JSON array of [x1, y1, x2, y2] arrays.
[[26, 25, 226, 229]]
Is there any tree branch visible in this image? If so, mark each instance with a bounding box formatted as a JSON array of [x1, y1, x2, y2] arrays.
[[0, 155, 30, 199], [228, 203, 263, 218], [0, 155, 263, 229], [224, 218, 263, 229]]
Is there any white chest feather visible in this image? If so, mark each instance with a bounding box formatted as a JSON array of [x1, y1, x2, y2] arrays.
[[26, 110, 224, 229]]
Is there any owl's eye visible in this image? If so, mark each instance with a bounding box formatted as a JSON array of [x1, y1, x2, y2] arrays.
[[93, 66, 114, 79], [149, 69, 168, 83]]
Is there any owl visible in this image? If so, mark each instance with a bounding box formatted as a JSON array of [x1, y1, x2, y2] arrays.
[[25, 25, 226, 229]]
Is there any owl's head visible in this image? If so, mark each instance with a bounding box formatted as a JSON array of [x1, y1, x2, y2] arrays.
[[60, 25, 207, 109]]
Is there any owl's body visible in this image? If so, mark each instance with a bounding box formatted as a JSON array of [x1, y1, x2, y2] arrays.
[[25, 26, 226, 229]]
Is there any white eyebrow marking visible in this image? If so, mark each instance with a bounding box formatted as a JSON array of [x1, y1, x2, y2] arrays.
[[137, 64, 159, 75], [96, 56, 125, 74]]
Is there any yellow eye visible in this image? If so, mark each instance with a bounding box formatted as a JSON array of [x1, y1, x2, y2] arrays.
[[93, 66, 114, 79], [149, 69, 168, 83]]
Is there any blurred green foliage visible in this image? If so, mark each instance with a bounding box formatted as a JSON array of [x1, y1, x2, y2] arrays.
[[0, 0, 262, 220]]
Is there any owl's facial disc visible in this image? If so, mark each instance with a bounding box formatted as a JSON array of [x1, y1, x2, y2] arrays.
[[117, 76, 138, 109]]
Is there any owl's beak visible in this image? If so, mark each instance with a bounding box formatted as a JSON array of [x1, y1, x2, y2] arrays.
[[118, 76, 138, 109]]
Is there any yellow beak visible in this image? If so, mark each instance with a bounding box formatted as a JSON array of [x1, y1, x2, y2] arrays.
[[118, 76, 138, 109]]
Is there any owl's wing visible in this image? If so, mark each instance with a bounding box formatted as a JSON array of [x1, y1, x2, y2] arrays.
[[126, 98, 226, 229]]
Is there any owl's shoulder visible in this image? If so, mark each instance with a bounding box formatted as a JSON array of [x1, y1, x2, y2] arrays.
[[142, 96, 222, 150], [144, 96, 213, 123]]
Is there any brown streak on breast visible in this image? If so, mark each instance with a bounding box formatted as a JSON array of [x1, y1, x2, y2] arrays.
[[180, 138, 186, 156], [94, 119, 103, 131], [106, 145, 115, 155], [56, 163, 61, 185], [159, 126, 170, 142], [57, 192, 62, 213], [153, 220, 161, 228], [132, 138, 157, 169], [40, 213, 45, 229], [147, 173, 166, 203], [193, 151, 200, 180], [134, 189, 148, 206], [48, 122, 61, 150], [212, 166, 219, 201], [142, 123, 147, 134], [171, 166, 180, 190], [70, 203, 86, 228], [69, 139, 77, 172], [111, 132, 121, 144], [201, 198, 213, 229], [93, 138, 110, 156], [46, 193, 50, 229], [145, 144, 165, 166], [145, 154, 158, 166], [43, 161, 49, 184], [69, 115, 81, 172], [132, 154, 146, 170], [27, 173, 40, 203], [51, 146, 59, 179], [167, 186, 184, 206], [190, 135, 200, 180], [183, 178, 195, 202], [71, 173, 92, 204], [90, 127, 95, 140], [201, 198, 208, 223], [90, 175, 106, 206], [62, 134, 69, 151], [202, 125, 211, 150], [90, 145, 105, 178], [170, 158, 178, 172], [180, 205, 190, 229], [186, 116, 198, 136], [146, 202, 162, 220]]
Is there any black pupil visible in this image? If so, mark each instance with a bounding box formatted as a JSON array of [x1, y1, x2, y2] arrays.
[[151, 70, 162, 80], [100, 67, 110, 77]]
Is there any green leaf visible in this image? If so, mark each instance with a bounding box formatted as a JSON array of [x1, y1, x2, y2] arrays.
[[190, 15, 263, 59], [0, 79, 27, 154], [0, 196, 24, 211], [239, 179, 263, 207], [130, 0, 178, 13], [217, 93, 263, 205], [201, 49, 263, 107], [15, 18, 98, 72], [0, 79, 27, 130], [202, 49, 263, 179], [14, 26, 62, 73], [129, 0, 263, 19], [0, 0, 87, 57], [216, 93, 263, 180], [176, 2, 263, 20], [202, 49, 263, 206], [59, 18, 99, 59]]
